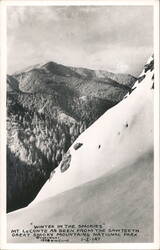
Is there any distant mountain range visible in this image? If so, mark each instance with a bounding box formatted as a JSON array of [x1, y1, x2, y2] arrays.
[[8, 61, 136, 101]]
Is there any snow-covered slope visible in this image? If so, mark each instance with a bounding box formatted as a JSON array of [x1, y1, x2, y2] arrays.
[[30, 55, 154, 206], [7, 151, 153, 243]]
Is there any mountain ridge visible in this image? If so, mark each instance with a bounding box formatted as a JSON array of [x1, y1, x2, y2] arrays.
[[12, 60, 137, 82], [10, 60, 137, 95]]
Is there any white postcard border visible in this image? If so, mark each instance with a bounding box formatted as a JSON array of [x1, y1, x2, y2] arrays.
[[0, 0, 159, 249]]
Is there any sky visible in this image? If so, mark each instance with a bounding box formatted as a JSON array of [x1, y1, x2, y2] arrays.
[[7, 6, 153, 76]]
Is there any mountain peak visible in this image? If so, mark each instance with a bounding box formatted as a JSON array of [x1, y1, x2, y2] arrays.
[[42, 61, 59, 68]]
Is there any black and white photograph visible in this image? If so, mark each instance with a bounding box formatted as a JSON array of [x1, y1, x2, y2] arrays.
[[0, 0, 159, 248]]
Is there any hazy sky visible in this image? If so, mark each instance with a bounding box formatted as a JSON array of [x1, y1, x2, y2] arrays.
[[7, 6, 153, 76]]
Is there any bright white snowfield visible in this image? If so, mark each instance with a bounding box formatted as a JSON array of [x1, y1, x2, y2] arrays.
[[30, 56, 154, 206], [7, 56, 154, 243]]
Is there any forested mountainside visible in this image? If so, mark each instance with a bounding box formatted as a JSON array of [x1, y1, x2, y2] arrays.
[[7, 61, 137, 212]]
